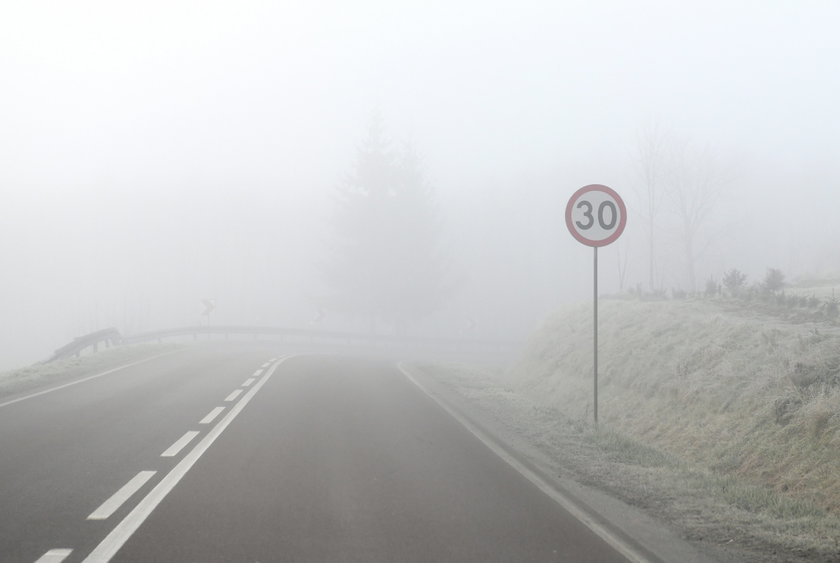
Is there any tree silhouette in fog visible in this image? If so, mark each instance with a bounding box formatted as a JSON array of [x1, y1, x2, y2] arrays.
[[324, 116, 447, 333]]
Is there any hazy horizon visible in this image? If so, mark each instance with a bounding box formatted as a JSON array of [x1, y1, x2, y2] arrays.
[[2, 1, 839, 369]]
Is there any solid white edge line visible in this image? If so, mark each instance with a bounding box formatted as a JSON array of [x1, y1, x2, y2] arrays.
[[397, 362, 652, 563], [34, 549, 73, 563], [87, 471, 157, 521], [242, 377, 255, 387], [199, 406, 225, 424], [224, 389, 243, 402], [82, 357, 288, 563], [161, 431, 200, 458], [0, 351, 181, 410]]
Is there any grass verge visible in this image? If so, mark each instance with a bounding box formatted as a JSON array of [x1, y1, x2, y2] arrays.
[[417, 297, 840, 561], [0, 343, 181, 400]]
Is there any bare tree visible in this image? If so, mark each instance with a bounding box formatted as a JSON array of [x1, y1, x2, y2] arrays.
[[664, 139, 727, 292], [634, 123, 668, 292], [616, 238, 630, 292]]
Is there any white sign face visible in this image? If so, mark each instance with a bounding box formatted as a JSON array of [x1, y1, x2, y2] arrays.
[[565, 184, 626, 247]]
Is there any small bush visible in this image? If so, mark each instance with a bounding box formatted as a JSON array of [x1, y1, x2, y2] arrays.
[[826, 292, 839, 319], [764, 268, 786, 293], [723, 269, 747, 295], [705, 277, 720, 297]]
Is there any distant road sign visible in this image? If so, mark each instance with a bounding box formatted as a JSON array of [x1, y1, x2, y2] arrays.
[[309, 308, 325, 325], [565, 185, 627, 247], [201, 299, 216, 316]]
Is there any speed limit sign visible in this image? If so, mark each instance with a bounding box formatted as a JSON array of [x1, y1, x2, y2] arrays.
[[565, 184, 626, 247], [565, 184, 627, 425]]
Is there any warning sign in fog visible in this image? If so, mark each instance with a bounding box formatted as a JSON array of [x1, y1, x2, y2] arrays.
[[565, 184, 627, 247]]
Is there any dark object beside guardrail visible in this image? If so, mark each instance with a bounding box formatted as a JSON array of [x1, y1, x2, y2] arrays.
[[48, 328, 123, 362]]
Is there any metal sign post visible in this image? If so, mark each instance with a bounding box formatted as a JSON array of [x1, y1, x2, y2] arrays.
[[201, 299, 216, 327], [565, 185, 627, 424], [593, 245, 598, 423]]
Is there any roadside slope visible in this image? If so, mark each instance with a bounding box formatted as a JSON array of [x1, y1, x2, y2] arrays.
[[514, 298, 840, 514], [502, 298, 840, 558], [0, 343, 181, 401], [417, 297, 840, 561]]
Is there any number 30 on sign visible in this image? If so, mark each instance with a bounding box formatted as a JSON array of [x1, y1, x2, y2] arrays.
[[565, 184, 627, 247]]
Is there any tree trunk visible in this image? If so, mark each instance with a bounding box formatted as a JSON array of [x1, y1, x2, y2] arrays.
[[685, 231, 696, 292]]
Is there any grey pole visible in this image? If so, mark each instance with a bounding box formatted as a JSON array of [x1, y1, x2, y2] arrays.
[[594, 245, 599, 425]]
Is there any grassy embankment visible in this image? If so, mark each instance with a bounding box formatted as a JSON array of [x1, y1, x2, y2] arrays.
[[511, 296, 840, 539], [0, 343, 180, 398]]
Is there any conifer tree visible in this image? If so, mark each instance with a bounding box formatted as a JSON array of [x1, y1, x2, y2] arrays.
[[324, 117, 446, 333]]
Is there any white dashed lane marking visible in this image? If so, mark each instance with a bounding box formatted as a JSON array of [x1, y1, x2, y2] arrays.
[[199, 407, 225, 425], [82, 359, 285, 563], [36, 359, 286, 562], [161, 431, 200, 458], [224, 389, 243, 402], [88, 471, 157, 521], [34, 549, 72, 563]]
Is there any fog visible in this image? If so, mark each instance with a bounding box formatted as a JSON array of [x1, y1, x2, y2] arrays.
[[2, 1, 839, 369]]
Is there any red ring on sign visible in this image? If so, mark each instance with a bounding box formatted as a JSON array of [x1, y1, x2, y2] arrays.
[[565, 184, 627, 247]]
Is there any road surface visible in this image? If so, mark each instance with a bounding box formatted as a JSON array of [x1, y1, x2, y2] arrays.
[[0, 345, 636, 562]]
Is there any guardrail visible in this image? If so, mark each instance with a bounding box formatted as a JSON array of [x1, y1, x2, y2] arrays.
[[48, 328, 123, 362], [124, 325, 519, 352], [49, 325, 520, 362]]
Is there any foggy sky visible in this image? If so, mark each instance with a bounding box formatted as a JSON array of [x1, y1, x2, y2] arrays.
[[2, 1, 839, 368]]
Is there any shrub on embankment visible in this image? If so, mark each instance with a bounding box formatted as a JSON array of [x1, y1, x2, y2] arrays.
[[511, 298, 840, 513]]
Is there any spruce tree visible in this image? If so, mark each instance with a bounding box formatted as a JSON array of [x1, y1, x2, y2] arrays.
[[324, 118, 446, 333]]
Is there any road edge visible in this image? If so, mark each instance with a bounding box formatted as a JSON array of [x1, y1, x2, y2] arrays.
[[0, 349, 184, 410], [398, 362, 716, 563]]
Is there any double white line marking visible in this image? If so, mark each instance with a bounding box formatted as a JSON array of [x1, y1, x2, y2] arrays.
[[37, 357, 284, 563], [82, 358, 284, 562]]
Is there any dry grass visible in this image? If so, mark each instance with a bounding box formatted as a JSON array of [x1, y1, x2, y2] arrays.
[[508, 298, 840, 544], [0, 343, 180, 398], [416, 299, 840, 559], [419, 360, 840, 560]]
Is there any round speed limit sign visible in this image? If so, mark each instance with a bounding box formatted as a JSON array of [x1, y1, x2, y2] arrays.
[[565, 184, 627, 247]]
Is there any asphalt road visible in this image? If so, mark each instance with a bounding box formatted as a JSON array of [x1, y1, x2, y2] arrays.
[[0, 345, 633, 562]]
